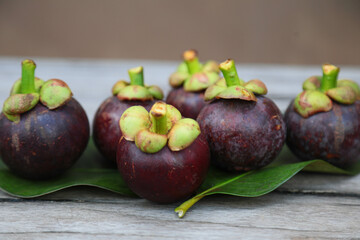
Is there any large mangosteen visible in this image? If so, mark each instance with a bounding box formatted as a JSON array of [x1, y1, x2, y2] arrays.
[[117, 101, 210, 203], [93, 66, 163, 165], [0, 59, 90, 179], [166, 50, 220, 119], [197, 59, 286, 172], [284, 64, 360, 168]]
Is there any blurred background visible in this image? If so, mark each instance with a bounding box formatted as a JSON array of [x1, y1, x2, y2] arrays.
[[0, 0, 359, 65]]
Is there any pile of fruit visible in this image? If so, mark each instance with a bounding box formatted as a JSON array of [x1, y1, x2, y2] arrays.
[[0, 50, 359, 212]]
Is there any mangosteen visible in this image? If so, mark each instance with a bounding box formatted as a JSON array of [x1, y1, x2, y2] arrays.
[[284, 64, 360, 168], [166, 50, 220, 119], [93, 66, 163, 165], [117, 101, 210, 203], [0, 59, 90, 179], [197, 59, 286, 172]]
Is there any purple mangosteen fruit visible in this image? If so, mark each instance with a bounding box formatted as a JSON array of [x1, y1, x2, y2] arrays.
[[93, 66, 163, 165], [284, 64, 360, 168], [166, 50, 220, 119], [117, 101, 210, 203], [197, 59, 286, 172], [0, 60, 90, 179]]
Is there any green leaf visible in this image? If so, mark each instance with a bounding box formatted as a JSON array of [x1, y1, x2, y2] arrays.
[[0, 168, 135, 198], [175, 146, 360, 218], [0, 139, 136, 198]]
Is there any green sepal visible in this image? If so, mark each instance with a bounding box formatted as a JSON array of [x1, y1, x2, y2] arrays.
[[294, 90, 333, 118], [214, 78, 227, 87], [112, 80, 129, 96], [120, 106, 152, 141], [168, 118, 200, 151], [117, 85, 153, 101], [326, 86, 357, 104], [244, 79, 268, 95], [337, 79, 360, 100], [169, 51, 219, 91], [216, 59, 265, 101], [303, 76, 321, 91], [3, 93, 39, 115], [183, 72, 220, 92], [39, 79, 73, 110], [147, 85, 164, 100], [204, 80, 227, 101], [215, 85, 257, 102], [165, 104, 182, 131], [177, 61, 189, 73], [10, 77, 44, 95], [135, 129, 167, 153], [169, 72, 189, 88], [120, 103, 201, 153], [203, 60, 220, 73], [3, 112, 20, 123]]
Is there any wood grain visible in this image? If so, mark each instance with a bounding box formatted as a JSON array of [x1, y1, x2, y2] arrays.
[[0, 192, 359, 239]]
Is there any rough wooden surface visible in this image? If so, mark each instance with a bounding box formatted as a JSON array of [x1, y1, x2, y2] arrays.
[[0, 57, 360, 239]]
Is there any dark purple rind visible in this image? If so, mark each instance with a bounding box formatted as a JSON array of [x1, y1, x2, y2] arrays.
[[116, 134, 210, 203], [166, 88, 207, 119], [93, 96, 156, 165], [197, 96, 286, 172], [0, 98, 90, 180], [284, 100, 360, 168]]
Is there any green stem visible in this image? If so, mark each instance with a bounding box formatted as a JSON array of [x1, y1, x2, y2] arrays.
[[128, 66, 144, 86], [150, 102, 168, 135], [21, 59, 36, 94], [219, 59, 245, 87], [183, 49, 202, 74], [174, 170, 254, 218], [320, 64, 339, 92], [175, 195, 205, 218]]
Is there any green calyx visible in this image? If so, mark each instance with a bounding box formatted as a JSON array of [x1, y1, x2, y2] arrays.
[[119, 102, 200, 154], [183, 72, 219, 92], [337, 79, 360, 100], [294, 90, 333, 118], [112, 66, 163, 101], [40, 79, 73, 109], [168, 118, 201, 151], [295, 63, 360, 118], [120, 106, 152, 141], [3, 93, 39, 123], [302, 76, 321, 90], [10, 77, 44, 95], [168, 49, 220, 91], [204, 59, 267, 101], [2, 59, 73, 122]]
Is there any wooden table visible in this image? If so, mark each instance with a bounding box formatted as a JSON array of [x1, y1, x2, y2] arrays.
[[0, 57, 359, 239]]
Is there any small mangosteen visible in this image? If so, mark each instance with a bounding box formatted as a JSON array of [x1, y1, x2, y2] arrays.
[[166, 50, 220, 119], [284, 64, 360, 168], [197, 59, 286, 172], [0, 59, 90, 179], [117, 101, 210, 203], [93, 66, 163, 165]]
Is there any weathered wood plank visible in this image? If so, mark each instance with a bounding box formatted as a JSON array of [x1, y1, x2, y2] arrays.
[[0, 192, 359, 239]]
